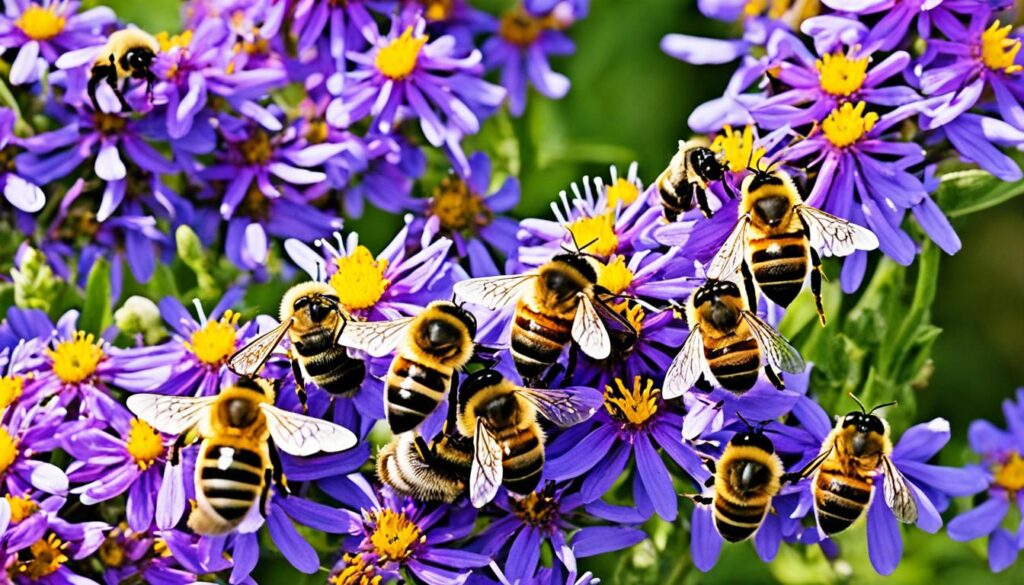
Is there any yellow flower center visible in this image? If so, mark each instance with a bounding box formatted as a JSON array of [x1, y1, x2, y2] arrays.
[[743, 0, 818, 22], [981, 20, 1023, 74], [6, 495, 38, 524], [19, 535, 68, 580], [420, 0, 454, 21], [0, 428, 21, 476], [47, 332, 104, 385], [306, 119, 329, 144], [499, 7, 549, 47], [155, 29, 193, 52], [126, 418, 165, 470], [98, 534, 125, 568], [238, 130, 273, 165], [597, 256, 634, 295], [93, 112, 127, 136], [568, 213, 618, 257], [816, 52, 869, 96], [368, 509, 422, 562], [330, 553, 383, 585], [430, 176, 491, 233], [511, 490, 558, 526], [994, 452, 1024, 494], [15, 5, 66, 41], [711, 125, 765, 173], [619, 303, 646, 333], [605, 178, 641, 208], [822, 101, 877, 148], [184, 311, 240, 367], [0, 375, 24, 410], [375, 27, 427, 80], [604, 376, 660, 426], [329, 246, 391, 311]]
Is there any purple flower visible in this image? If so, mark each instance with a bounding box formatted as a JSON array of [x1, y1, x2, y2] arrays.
[[7, 516, 108, 585], [0, 109, 45, 214], [95, 525, 199, 585], [0, 400, 68, 499]]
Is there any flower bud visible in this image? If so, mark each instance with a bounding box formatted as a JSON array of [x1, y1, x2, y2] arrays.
[[11, 247, 61, 312], [114, 295, 166, 345]]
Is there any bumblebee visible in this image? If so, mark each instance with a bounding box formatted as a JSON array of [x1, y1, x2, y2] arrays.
[[337, 301, 478, 434], [656, 140, 727, 221], [376, 430, 469, 504], [663, 278, 805, 398], [88, 28, 159, 112], [706, 168, 879, 325], [126, 377, 357, 535], [783, 395, 918, 535], [692, 426, 784, 542], [228, 281, 365, 412], [453, 253, 636, 384]]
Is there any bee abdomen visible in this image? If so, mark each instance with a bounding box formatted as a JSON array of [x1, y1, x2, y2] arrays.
[[750, 236, 808, 307], [293, 329, 334, 357], [307, 348, 365, 396], [707, 338, 760, 393], [501, 430, 544, 495], [713, 498, 768, 542], [511, 304, 572, 379], [815, 470, 872, 535], [199, 445, 263, 521], [386, 357, 451, 433]]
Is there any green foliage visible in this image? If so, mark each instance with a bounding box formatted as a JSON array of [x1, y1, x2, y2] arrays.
[[80, 258, 112, 336], [938, 168, 1024, 218]]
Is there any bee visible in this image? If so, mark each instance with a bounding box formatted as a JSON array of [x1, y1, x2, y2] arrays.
[[453, 253, 636, 384], [126, 377, 357, 535], [337, 301, 478, 434], [663, 278, 805, 398], [691, 425, 784, 542], [228, 281, 365, 413], [656, 140, 727, 221], [88, 29, 159, 112], [376, 430, 469, 504], [706, 167, 879, 325], [783, 395, 918, 535]]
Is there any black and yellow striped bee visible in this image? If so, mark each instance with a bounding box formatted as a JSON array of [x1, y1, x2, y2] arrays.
[[783, 395, 918, 535], [663, 278, 805, 398], [88, 28, 159, 112], [376, 429, 469, 504], [126, 377, 357, 535], [656, 140, 727, 221], [337, 301, 478, 434], [706, 168, 879, 325]]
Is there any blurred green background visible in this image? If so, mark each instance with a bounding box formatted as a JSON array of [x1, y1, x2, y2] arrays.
[[96, 0, 1024, 582]]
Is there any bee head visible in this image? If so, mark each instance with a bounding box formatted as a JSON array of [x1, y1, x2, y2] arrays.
[[729, 430, 775, 455], [298, 294, 338, 323], [692, 147, 725, 181], [481, 392, 519, 427], [124, 47, 155, 73], [752, 194, 791, 228], [841, 411, 885, 436], [434, 300, 478, 339]]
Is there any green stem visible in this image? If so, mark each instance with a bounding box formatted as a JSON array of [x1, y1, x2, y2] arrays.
[[879, 241, 940, 377]]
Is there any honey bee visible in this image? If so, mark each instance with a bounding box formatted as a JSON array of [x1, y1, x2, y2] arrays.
[[376, 429, 469, 504], [783, 395, 918, 535], [706, 167, 879, 325], [453, 253, 636, 384], [126, 377, 357, 535], [691, 425, 784, 542], [336, 301, 478, 434], [228, 281, 365, 413], [88, 29, 159, 112], [656, 140, 727, 221], [663, 278, 805, 398]]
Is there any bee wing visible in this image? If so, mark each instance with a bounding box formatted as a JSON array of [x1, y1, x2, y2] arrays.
[[227, 318, 293, 377], [571, 293, 611, 360], [126, 394, 217, 437], [453, 274, 536, 310], [796, 205, 879, 257], [516, 386, 604, 427], [663, 327, 712, 399], [705, 216, 749, 280], [259, 404, 359, 457], [470, 419, 504, 508], [336, 317, 415, 358], [882, 455, 918, 524], [741, 311, 806, 375]]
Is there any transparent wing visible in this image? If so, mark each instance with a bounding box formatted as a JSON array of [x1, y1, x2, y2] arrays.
[[453, 274, 536, 310], [705, 216, 749, 280], [571, 294, 611, 360], [517, 386, 604, 427], [228, 319, 292, 377], [797, 205, 879, 257], [336, 317, 415, 358], [741, 312, 806, 375], [126, 394, 217, 437], [259, 404, 358, 457], [663, 327, 711, 399], [470, 419, 504, 508], [882, 455, 918, 524]]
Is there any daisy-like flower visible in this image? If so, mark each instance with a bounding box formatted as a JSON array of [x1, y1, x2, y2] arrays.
[[326, 11, 506, 148], [95, 524, 199, 585], [0, 400, 68, 499], [7, 516, 108, 585], [946, 388, 1024, 572], [291, 0, 376, 92], [0, 0, 114, 86], [0, 109, 45, 215]]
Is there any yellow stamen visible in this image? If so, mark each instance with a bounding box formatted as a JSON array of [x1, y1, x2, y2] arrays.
[[511, 490, 558, 526], [126, 418, 165, 470], [6, 495, 38, 524], [0, 375, 24, 410], [604, 376, 660, 426], [330, 553, 384, 585], [47, 332, 104, 385], [155, 29, 193, 52], [981, 21, 1023, 74], [20, 534, 68, 579], [368, 509, 422, 562], [744, 0, 818, 22], [994, 452, 1024, 494], [184, 311, 240, 367], [375, 27, 428, 80], [306, 119, 329, 144], [98, 533, 125, 568], [238, 130, 273, 165], [619, 303, 646, 333], [420, 0, 454, 22], [430, 176, 491, 232], [15, 5, 66, 41], [711, 125, 765, 173], [605, 178, 641, 208], [567, 213, 618, 257], [329, 246, 391, 311], [597, 256, 634, 296], [816, 52, 869, 96], [822, 101, 877, 148], [499, 7, 550, 47]]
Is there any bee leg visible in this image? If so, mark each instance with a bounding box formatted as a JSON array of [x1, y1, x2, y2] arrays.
[[87, 67, 108, 112], [765, 365, 785, 390], [684, 493, 713, 506], [560, 344, 579, 387], [740, 260, 758, 309], [144, 69, 156, 102], [268, 441, 290, 498], [810, 249, 826, 326], [704, 477, 716, 488], [169, 433, 188, 466], [694, 185, 713, 218], [695, 374, 713, 393], [259, 467, 273, 515], [703, 458, 717, 474], [291, 357, 309, 414]]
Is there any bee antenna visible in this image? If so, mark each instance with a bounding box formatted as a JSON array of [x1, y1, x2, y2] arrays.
[[869, 400, 898, 415], [315, 262, 323, 283], [577, 236, 599, 254], [848, 392, 868, 414], [736, 411, 755, 431]]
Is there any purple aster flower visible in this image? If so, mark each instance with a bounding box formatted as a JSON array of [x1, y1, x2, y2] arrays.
[[94, 525, 199, 585], [525, 0, 589, 23], [326, 11, 506, 148], [478, 560, 600, 585], [7, 516, 107, 585], [0, 109, 44, 214], [947, 388, 1024, 572], [291, 0, 376, 93], [0, 0, 114, 86], [0, 399, 68, 499]]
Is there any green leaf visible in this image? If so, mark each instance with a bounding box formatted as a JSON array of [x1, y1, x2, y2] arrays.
[[80, 258, 112, 336], [937, 169, 1024, 217]]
